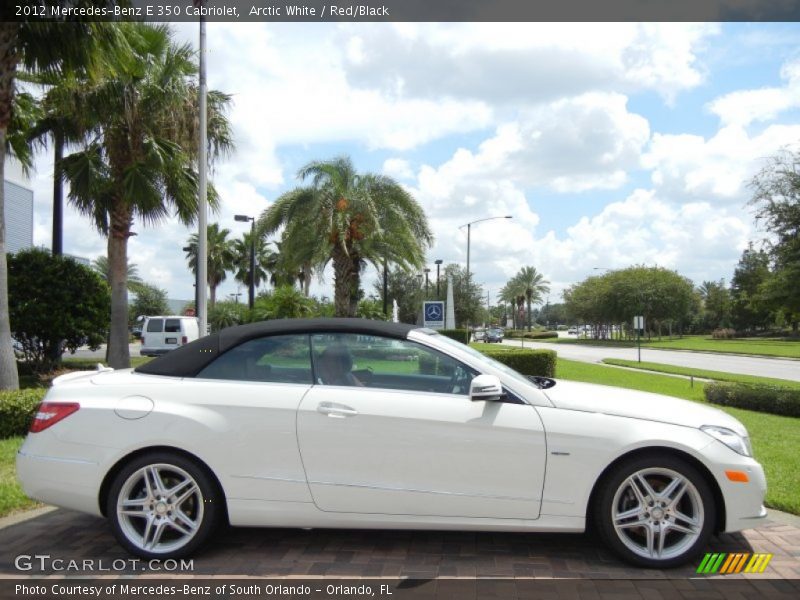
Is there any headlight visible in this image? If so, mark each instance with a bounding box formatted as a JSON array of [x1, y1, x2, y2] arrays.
[[701, 425, 753, 457]]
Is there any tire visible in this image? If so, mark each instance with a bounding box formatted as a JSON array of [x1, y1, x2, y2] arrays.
[[107, 452, 221, 559], [593, 454, 715, 568]]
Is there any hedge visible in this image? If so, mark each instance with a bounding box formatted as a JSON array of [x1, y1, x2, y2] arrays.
[[478, 347, 556, 378], [438, 329, 469, 344], [0, 388, 46, 439], [705, 382, 800, 418]]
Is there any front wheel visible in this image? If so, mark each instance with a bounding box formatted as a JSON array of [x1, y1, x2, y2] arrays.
[[107, 452, 220, 559], [594, 455, 715, 568]]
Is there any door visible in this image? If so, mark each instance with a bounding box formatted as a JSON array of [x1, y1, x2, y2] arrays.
[[297, 334, 546, 519]]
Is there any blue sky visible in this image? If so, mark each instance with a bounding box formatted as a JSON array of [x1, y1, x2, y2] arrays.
[[27, 21, 800, 306]]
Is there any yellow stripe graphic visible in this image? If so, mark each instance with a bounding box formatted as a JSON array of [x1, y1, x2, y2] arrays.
[[758, 554, 773, 573], [744, 554, 760, 573]]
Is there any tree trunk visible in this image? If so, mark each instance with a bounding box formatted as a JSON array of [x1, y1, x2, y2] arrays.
[[332, 246, 358, 317], [0, 26, 20, 390], [52, 131, 64, 255], [0, 128, 20, 389], [209, 284, 216, 309], [106, 205, 131, 369]]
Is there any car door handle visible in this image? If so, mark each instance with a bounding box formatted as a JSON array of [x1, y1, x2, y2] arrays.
[[316, 402, 358, 418]]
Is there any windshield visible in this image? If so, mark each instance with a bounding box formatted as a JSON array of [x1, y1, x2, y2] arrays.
[[425, 332, 541, 390]]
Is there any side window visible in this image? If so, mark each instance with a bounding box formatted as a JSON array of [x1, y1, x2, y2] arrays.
[[311, 334, 476, 395], [164, 319, 181, 333], [146, 319, 163, 333], [196, 335, 312, 384]]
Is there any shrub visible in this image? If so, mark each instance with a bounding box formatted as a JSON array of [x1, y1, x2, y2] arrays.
[[523, 331, 558, 339], [478, 347, 556, 378], [705, 382, 800, 418], [711, 328, 737, 339], [0, 388, 47, 439], [9, 248, 110, 372], [438, 329, 469, 344]]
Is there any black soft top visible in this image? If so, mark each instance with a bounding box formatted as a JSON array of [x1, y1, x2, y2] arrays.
[[135, 318, 419, 378]]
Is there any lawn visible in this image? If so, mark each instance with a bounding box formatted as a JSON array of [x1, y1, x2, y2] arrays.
[[601, 359, 800, 389], [555, 358, 800, 515], [0, 437, 40, 518], [542, 335, 800, 359]]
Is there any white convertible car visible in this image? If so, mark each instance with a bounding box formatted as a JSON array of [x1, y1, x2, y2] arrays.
[[17, 319, 766, 567]]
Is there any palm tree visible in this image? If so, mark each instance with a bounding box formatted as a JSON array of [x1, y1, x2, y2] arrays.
[[502, 267, 550, 331], [0, 18, 123, 388], [24, 67, 94, 256], [185, 224, 235, 309], [91, 256, 145, 294], [259, 156, 433, 317], [231, 231, 271, 292], [58, 23, 233, 368]]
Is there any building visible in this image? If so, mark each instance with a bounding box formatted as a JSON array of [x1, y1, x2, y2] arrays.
[[3, 157, 34, 254]]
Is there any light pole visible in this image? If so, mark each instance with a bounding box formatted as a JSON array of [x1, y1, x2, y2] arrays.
[[424, 268, 430, 297], [182, 245, 199, 314], [459, 215, 512, 331], [234, 215, 256, 310], [434, 259, 443, 299]]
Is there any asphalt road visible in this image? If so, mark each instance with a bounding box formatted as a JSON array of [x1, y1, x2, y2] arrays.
[[501, 338, 800, 382]]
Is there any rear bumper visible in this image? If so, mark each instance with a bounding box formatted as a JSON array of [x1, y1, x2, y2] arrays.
[[16, 450, 104, 517]]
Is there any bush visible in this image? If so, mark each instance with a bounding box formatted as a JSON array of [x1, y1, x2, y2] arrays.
[[712, 328, 737, 339], [9, 249, 110, 372], [523, 331, 558, 339], [0, 388, 47, 439], [705, 382, 800, 418], [478, 347, 556, 378], [438, 329, 469, 344]]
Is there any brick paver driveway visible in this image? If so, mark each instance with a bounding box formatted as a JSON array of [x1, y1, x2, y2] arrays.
[[1, 509, 798, 589]]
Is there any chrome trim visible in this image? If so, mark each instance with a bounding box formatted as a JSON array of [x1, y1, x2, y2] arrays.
[[308, 479, 536, 503]]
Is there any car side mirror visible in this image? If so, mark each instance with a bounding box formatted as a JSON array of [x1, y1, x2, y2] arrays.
[[469, 374, 503, 402]]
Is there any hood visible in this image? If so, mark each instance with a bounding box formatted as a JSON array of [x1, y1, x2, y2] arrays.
[[543, 380, 747, 436]]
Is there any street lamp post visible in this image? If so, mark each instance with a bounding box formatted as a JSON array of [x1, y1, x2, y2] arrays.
[[458, 215, 512, 331], [182, 245, 199, 313], [424, 268, 430, 297], [434, 259, 443, 299], [235, 215, 256, 310]]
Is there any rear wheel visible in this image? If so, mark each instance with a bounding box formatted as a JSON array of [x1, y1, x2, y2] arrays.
[[107, 452, 220, 559], [594, 455, 715, 568]]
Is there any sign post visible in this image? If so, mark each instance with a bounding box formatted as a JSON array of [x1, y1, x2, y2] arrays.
[[633, 316, 644, 363], [423, 301, 445, 330]]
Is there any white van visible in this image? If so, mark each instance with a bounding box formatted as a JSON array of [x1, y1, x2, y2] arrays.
[[140, 316, 200, 356]]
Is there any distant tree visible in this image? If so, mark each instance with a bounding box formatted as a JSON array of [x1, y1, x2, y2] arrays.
[[505, 266, 550, 331], [698, 280, 732, 331], [185, 224, 236, 309], [231, 231, 271, 292], [129, 283, 169, 326], [357, 297, 389, 321], [749, 149, 800, 332], [538, 302, 568, 328], [564, 266, 697, 339], [8, 249, 109, 372], [730, 244, 773, 332], [372, 267, 425, 324]]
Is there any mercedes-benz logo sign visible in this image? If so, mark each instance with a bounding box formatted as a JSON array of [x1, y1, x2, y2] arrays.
[[426, 304, 442, 320]]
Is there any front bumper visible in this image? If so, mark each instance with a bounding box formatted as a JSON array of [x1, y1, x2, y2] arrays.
[[705, 443, 768, 533]]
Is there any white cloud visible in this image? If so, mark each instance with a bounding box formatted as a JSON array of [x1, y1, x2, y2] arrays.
[[707, 58, 800, 126]]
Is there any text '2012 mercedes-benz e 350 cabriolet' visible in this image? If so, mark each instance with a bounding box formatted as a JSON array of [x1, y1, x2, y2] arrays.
[[17, 318, 766, 567]]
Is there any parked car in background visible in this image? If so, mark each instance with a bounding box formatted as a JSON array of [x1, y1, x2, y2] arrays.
[[472, 328, 486, 342], [140, 316, 200, 356], [484, 328, 503, 343], [17, 318, 765, 568]]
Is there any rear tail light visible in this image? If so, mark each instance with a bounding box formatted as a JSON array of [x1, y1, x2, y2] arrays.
[[141, 336, 146, 346], [29, 402, 80, 433], [182, 336, 188, 344]]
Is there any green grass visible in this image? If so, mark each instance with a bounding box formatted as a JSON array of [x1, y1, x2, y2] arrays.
[[0, 437, 39, 518], [542, 335, 800, 359], [555, 358, 800, 515], [601, 359, 800, 389]]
